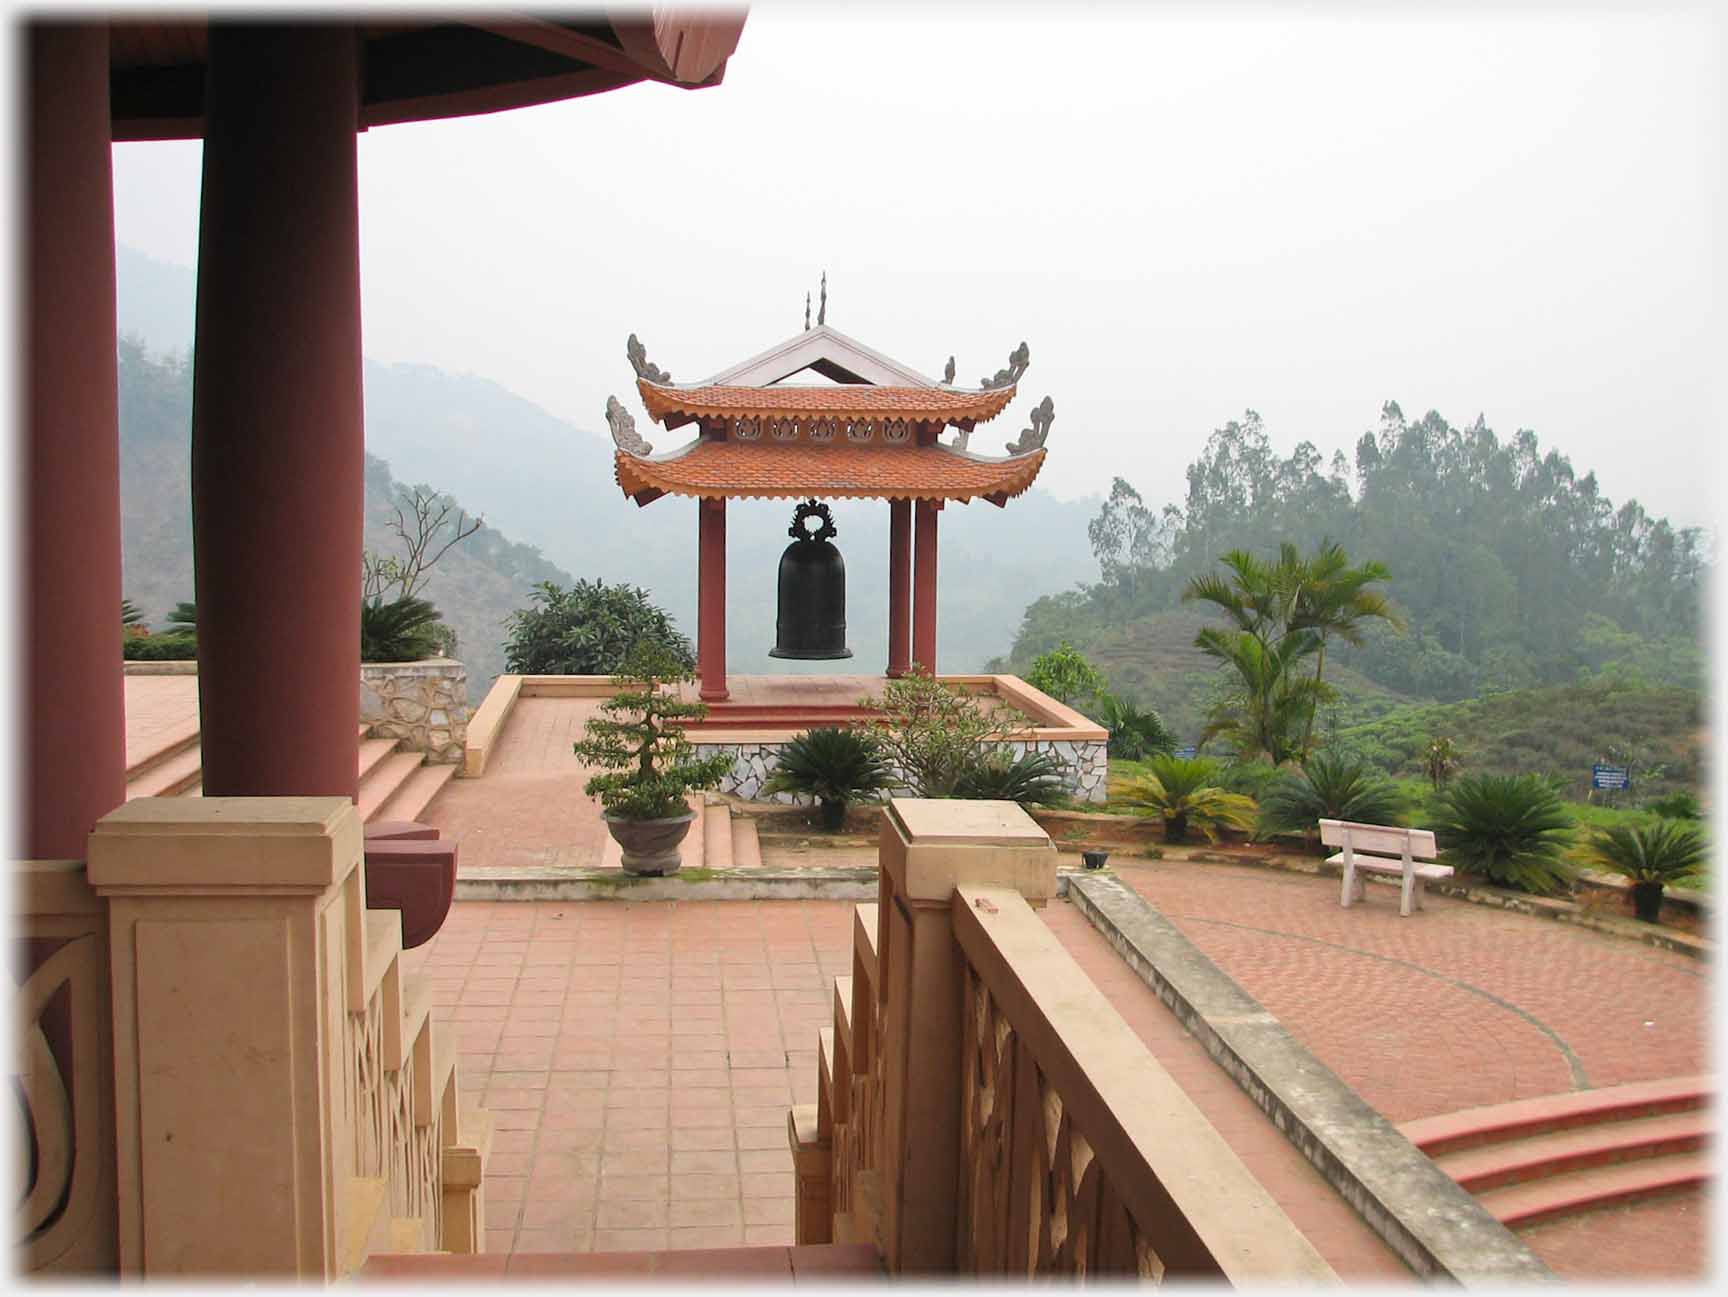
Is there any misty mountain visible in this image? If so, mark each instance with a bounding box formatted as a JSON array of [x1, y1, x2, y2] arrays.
[[116, 245, 1101, 676]]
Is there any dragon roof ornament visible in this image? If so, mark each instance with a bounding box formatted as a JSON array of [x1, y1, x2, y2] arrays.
[[1005, 395, 1053, 455], [626, 333, 672, 385], [980, 341, 1030, 390], [606, 395, 653, 456]]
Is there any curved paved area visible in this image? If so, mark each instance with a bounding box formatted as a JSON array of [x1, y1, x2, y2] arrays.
[[1103, 856, 1708, 1121]]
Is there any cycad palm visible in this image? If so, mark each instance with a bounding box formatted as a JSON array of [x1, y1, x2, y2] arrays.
[[1576, 820, 1707, 885], [1111, 755, 1258, 844]]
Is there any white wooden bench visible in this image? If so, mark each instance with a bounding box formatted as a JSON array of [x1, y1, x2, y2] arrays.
[[1319, 819, 1453, 917]]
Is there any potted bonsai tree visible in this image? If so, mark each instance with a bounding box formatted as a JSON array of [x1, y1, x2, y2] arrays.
[[761, 727, 895, 830], [573, 643, 734, 876], [1577, 819, 1707, 923]]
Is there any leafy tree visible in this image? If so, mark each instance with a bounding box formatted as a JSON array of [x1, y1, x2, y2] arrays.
[[1424, 736, 1460, 791], [1256, 750, 1407, 843], [1430, 774, 1575, 894], [571, 643, 733, 820], [1025, 642, 1107, 706], [1111, 755, 1258, 844], [867, 669, 1002, 798], [503, 579, 692, 675]]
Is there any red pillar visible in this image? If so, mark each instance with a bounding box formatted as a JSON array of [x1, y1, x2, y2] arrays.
[[698, 498, 729, 700], [887, 498, 912, 677], [23, 23, 126, 857], [912, 498, 941, 675], [192, 25, 364, 799]]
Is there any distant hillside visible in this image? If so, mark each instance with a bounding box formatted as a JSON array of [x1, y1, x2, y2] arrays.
[[117, 338, 574, 700], [118, 245, 1102, 674], [1332, 682, 1704, 803]]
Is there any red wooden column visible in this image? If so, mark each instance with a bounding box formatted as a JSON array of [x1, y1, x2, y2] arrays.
[[912, 498, 941, 674], [23, 23, 127, 857], [192, 25, 364, 799], [698, 497, 729, 700], [887, 498, 912, 677]]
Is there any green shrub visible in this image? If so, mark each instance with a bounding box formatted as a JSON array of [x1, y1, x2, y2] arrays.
[[360, 595, 444, 663], [1645, 790, 1702, 821], [1111, 755, 1258, 845], [1257, 750, 1407, 841], [1095, 693, 1176, 762], [572, 643, 733, 820], [122, 632, 197, 661], [762, 728, 895, 826], [504, 579, 692, 675], [1576, 820, 1707, 886], [867, 669, 1000, 798], [1430, 773, 1576, 895], [1025, 642, 1107, 706], [953, 749, 1069, 807]]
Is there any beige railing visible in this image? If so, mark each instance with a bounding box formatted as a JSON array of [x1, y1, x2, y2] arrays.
[[14, 861, 119, 1275], [794, 798, 1334, 1282]]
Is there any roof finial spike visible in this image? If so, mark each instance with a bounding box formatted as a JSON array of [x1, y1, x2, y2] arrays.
[[818, 271, 827, 327], [804, 292, 811, 332]]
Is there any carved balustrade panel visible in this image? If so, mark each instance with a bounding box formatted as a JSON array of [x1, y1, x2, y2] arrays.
[[14, 864, 117, 1275]]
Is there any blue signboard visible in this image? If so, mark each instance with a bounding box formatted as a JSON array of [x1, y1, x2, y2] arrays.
[[1174, 745, 1198, 759], [1592, 764, 1631, 790]]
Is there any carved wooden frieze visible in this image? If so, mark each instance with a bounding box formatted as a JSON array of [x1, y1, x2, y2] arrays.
[[626, 333, 672, 384], [1005, 396, 1054, 455], [980, 342, 1030, 390], [606, 396, 654, 456]]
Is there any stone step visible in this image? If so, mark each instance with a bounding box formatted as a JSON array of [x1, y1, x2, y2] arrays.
[[359, 752, 427, 824], [732, 815, 763, 869], [357, 1242, 884, 1281], [358, 736, 401, 783], [124, 721, 201, 782], [125, 742, 202, 799], [1399, 1076, 1714, 1156], [1480, 1152, 1710, 1227], [704, 800, 735, 870], [374, 763, 457, 825], [1435, 1110, 1711, 1193]]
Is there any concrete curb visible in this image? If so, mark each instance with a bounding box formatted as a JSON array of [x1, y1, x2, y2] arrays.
[[1067, 872, 1557, 1286], [455, 865, 879, 902]]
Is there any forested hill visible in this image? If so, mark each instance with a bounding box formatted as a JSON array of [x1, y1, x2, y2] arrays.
[[1002, 405, 1708, 735], [117, 338, 575, 697]]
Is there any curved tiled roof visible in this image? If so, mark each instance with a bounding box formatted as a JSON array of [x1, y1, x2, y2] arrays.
[[615, 441, 1046, 505], [637, 380, 1016, 426]]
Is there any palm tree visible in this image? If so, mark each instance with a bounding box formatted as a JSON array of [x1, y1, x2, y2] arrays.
[[1288, 541, 1403, 752], [1111, 755, 1258, 844]]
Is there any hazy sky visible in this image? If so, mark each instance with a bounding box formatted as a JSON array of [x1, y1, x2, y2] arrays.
[[109, 3, 1723, 531]]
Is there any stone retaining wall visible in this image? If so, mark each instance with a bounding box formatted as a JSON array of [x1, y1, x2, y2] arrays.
[[360, 658, 469, 765], [694, 736, 1109, 804]]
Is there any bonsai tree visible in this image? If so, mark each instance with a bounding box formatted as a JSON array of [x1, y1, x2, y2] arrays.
[[574, 643, 734, 821], [1430, 773, 1575, 895], [761, 727, 895, 830], [1256, 750, 1407, 846], [1576, 819, 1707, 923], [1111, 754, 1257, 845]]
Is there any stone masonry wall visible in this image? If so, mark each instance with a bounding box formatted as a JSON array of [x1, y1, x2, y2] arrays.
[[360, 658, 469, 765], [694, 736, 1109, 805]]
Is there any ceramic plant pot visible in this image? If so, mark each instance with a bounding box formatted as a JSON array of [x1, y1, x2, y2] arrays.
[[1631, 880, 1665, 924], [604, 810, 696, 876]]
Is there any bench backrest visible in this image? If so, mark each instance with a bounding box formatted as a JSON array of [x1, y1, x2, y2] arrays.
[[1318, 819, 1438, 860]]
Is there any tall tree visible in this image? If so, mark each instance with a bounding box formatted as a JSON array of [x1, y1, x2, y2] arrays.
[[1287, 540, 1402, 751]]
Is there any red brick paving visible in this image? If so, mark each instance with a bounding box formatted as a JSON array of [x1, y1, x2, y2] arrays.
[[412, 898, 854, 1256]]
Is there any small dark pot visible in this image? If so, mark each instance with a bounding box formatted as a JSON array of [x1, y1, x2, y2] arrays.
[[604, 810, 696, 876], [1081, 849, 1110, 870], [820, 798, 846, 832], [1631, 881, 1665, 924]]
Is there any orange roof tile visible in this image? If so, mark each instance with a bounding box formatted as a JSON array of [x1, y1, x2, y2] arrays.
[[637, 380, 1015, 425], [614, 441, 1046, 505]]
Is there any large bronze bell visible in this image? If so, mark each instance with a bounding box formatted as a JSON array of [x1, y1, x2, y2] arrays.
[[769, 499, 852, 660]]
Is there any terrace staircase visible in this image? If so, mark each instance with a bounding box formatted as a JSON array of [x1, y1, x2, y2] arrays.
[[1398, 1076, 1714, 1229], [124, 720, 457, 824]]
